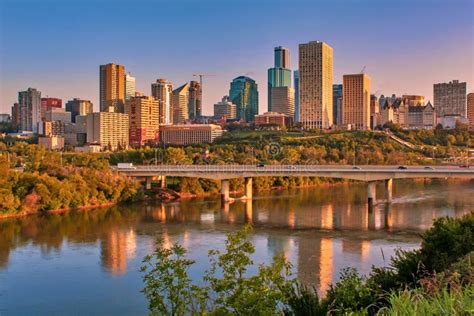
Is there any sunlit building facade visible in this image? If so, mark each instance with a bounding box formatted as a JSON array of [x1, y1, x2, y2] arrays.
[[342, 74, 371, 130], [65, 98, 93, 123], [172, 83, 190, 124], [151, 79, 173, 124], [298, 41, 333, 129], [268, 46, 292, 112], [18, 88, 42, 132], [125, 95, 159, 146], [100, 63, 125, 112]]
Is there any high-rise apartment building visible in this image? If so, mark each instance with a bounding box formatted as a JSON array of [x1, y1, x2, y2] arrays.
[[468, 93, 474, 129], [370, 94, 379, 129], [188, 80, 202, 119], [433, 80, 467, 118], [298, 41, 333, 129], [125, 95, 159, 146], [332, 84, 343, 126], [214, 96, 237, 120], [100, 63, 125, 112], [86, 109, 129, 151], [151, 79, 173, 124], [342, 74, 371, 130], [125, 73, 136, 100], [40, 97, 62, 120], [229, 76, 259, 122], [270, 86, 295, 118], [11, 103, 20, 130], [172, 83, 190, 124], [268, 46, 292, 112], [65, 98, 93, 123], [294, 70, 299, 122], [18, 88, 41, 132]]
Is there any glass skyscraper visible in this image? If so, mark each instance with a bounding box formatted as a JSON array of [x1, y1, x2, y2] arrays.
[[333, 84, 343, 125], [268, 46, 292, 112], [229, 76, 259, 122]]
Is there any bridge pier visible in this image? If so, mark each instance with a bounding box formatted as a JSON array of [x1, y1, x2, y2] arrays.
[[221, 179, 230, 203], [160, 176, 167, 188], [385, 179, 393, 203], [367, 181, 376, 212], [244, 177, 253, 200], [145, 176, 152, 190]]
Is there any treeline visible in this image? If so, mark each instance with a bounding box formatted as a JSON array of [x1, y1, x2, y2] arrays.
[[142, 213, 474, 315], [0, 142, 141, 216]]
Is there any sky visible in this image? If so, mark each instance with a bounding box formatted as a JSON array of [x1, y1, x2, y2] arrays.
[[0, 0, 473, 115]]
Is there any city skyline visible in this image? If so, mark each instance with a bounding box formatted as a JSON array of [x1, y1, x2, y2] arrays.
[[0, 0, 473, 115]]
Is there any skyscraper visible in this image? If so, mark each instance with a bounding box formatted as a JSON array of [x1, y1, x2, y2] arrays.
[[125, 95, 159, 146], [342, 74, 371, 130], [229, 76, 259, 122], [433, 80, 467, 118], [298, 41, 333, 129], [125, 73, 136, 100], [188, 80, 202, 119], [268, 46, 292, 112], [332, 84, 343, 126], [100, 63, 125, 112], [467, 93, 474, 129], [270, 87, 294, 118], [151, 79, 173, 124], [294, 70, 299, 122], [11, 103, 20, 130], [18, 88, 41, 132], [65, 98, 93, 123], [172, 83, 190, 124]]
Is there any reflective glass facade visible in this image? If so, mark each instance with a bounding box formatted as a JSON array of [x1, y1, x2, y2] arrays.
[[229, 76, 259, 122]]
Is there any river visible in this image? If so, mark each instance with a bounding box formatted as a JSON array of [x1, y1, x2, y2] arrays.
[[0, 179, 472, 315]]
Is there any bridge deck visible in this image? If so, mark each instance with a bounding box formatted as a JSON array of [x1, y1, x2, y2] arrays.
[[114, 165, 474, 181]]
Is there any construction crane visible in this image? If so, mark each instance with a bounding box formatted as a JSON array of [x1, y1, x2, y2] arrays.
[[360, 66, 366, 74], [192, 73, 215, 90]]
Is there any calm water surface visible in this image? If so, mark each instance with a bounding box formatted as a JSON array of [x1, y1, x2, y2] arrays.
[[0, 179, 472, 315]]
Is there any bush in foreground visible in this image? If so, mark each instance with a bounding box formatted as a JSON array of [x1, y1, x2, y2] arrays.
[[142, 214, 474, 315]]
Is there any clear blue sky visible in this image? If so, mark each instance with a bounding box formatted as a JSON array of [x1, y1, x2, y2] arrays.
[[1, 0, 473, 114]]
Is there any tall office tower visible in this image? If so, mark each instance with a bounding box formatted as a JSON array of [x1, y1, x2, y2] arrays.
[[433, 80, 467, 118], [298, 41, 333, 129], [172, 83, 190, 124], [214, 96, 237, 120], [268, 46, 292, 112], [125, 96, 159, 146], [332, 84, 343, 126], [229, 76, 259, 122], [86, 109, 129, 151], [270, 86, 295, 117], [151, 79, 173, 124], [370, 94, 379, 129], [11, 103, 20, 129], [402, 95, 425, 106], [65, 98, 93, 123], [40, 98, 62, 120], [125, 73, 136, 100], [18, 88, 41, 132], [99, 63, 125, 112], [468, 93, 474, 129], [342, 74, 371, 130], [188, 80, 202, 119], [294, 70, 299, 122]]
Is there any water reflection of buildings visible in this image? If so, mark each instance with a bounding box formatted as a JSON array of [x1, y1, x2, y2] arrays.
[[101, 229, 137, 276]]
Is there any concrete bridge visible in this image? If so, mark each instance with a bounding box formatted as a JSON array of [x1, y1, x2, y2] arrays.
[[114, 164, 474, 210]]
